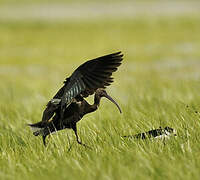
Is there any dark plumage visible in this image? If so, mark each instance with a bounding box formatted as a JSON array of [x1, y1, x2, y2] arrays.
[[29, 52, 123, 146], [123, 127, 177, 139]]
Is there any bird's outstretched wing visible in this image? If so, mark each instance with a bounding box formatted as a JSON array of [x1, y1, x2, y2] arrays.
[[41, 51, 123, 122], [60, 51, 123, 113]]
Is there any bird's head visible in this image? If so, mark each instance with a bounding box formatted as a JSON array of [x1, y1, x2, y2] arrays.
[[164, 126, 177, 136], [95, 88, 122, 113]]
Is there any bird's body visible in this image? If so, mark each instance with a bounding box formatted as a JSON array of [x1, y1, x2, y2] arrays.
[[30, 89, 121, 146], [123, 127, 177, 140], [29, 52, 123, 146]]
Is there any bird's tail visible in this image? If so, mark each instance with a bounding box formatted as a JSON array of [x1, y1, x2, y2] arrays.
[[28, 122, 47, 136], [28, 120, 58, 137]]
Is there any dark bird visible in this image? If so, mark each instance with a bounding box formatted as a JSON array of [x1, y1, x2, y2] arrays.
[[123, 127, 177, 139], [29, 52, 123, 146]]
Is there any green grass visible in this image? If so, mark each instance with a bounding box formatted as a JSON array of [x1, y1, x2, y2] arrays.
[[1, 11, 200, 180]]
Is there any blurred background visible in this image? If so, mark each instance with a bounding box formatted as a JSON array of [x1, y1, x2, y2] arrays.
[[0, 1, 200, 179], [1, 0, 200, 94], [1, 0, 200, 108]]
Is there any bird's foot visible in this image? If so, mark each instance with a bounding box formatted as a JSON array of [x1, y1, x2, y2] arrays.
[[77, 141, 92, 150]]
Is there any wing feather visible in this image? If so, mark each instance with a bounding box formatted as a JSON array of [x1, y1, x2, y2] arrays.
[[57, 51, 123, 114]]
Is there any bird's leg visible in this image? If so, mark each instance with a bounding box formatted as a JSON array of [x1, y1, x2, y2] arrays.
[[42, 135, 47, 147], [72, 124, 91, 149], [72, 123, 83, 144]]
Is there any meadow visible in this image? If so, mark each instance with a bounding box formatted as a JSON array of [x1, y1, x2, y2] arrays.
[[0, 1, 200, 180]]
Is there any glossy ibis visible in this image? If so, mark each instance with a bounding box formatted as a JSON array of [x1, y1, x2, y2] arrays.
[[29, 52, 123, 146]]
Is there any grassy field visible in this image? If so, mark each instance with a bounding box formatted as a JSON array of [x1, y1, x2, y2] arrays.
[[1, 1, 200, 180]]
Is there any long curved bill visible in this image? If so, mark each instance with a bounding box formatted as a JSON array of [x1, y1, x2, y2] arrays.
[[104, 93, 122, 113]]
